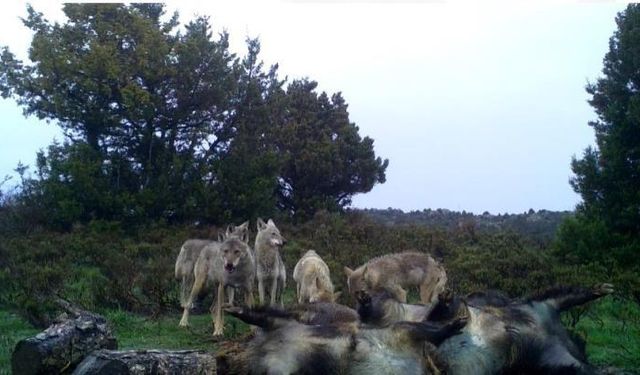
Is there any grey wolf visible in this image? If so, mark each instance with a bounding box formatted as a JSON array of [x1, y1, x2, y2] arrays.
[[225, 306, 466, 375], [178, 234, 255, 336], [293, 250, 338, 303], [175, 221, 248, 309], [344, 251, 447, 304], [255, 218, 286, 307], [427, 283, 614, 374], [355, 288, 436, 327]]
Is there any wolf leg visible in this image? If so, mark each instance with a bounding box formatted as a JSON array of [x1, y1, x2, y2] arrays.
[[226, 286, 235, 307], [388, 285, 408, 303], [179, 268, 206, 327], [270, 277, 278, 307], [213, 282, 225, 336], [277, 277, 285, 308], [245, 282, 255, 308], [258, 277, 266, 305]]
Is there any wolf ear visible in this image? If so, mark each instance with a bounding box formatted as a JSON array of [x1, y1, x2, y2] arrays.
[[238, 221, 249, 230], [225, 225, 234, 237], [218, 232, 225, 242], [333, 291, 342, 301], [344, 266, 354, 277], [241, 231, 250, 244], [267, 218, 275, 227], [257, 218, 267, 231]]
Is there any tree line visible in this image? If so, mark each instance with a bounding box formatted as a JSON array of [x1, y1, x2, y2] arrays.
[[0, 3, 388, 230]]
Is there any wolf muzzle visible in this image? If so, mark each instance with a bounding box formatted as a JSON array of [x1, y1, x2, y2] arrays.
[[225, 263, 236, 273]]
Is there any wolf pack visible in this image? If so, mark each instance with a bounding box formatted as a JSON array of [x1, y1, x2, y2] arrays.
[[175, 219, 613, 374]]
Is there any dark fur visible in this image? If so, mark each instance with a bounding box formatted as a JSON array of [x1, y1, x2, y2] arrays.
[[427, 284, 612, 375], [227, 306, 466, 375]]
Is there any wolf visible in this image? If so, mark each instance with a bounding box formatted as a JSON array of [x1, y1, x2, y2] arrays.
[[225, 306, 467, 375], [293, 250, 339, 303], [175, 221, 249, 310], [344, 251, 447, 304], [427, 283, 614, 375], [355, 289, 436, 327], [178, 234, 255, 336], [255, 218, 286, 307]]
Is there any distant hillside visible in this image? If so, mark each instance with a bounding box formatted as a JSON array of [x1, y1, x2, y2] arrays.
[[356, 208, 573, 244]]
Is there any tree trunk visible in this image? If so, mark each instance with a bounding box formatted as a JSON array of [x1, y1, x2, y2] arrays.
[[72, 349, 218, 375], [11, 301, 117, 375]]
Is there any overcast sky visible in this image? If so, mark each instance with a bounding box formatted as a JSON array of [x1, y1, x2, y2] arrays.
[[0, 1, 623, 214]]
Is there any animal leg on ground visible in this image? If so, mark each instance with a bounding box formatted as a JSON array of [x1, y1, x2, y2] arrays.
[[179, 270, 206, 327], [258, 278, 265, 305], [213, 282, 225, 336], [270, 277, 278, 307], [277, 278, 285, 308], [180, 273, 195, 308], [244, 282, 255, 308], [390, 285, 408, 303], [226, 286, 235, 307], [420, 281, 439, 304]]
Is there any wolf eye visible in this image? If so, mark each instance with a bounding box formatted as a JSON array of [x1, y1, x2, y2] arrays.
[[234, 250, 240, 255]]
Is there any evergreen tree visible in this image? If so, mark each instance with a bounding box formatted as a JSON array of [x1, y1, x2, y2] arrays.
[[274, 79, 388, 218], [560, 4, 640, 266]]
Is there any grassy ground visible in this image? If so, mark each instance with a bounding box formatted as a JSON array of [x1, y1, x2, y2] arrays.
[[0, 310, 39, 375], [573, 297, 640, 372], [2, 297, 639, 374]]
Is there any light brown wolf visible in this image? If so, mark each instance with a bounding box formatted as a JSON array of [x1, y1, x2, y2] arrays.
[[255, 218, 286, 307], [292, 250, 338, 303], [174, 222, 248, 309], [344, 251, 447, 304], [178, 234, 255, 336]]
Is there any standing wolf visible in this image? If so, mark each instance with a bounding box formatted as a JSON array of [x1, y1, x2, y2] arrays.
[[174, 222, 249, 310], [293, 250, 338, 303], [178, 234, 255, 336], [255, 218, 287, 307], [344, 251, 447, 304]]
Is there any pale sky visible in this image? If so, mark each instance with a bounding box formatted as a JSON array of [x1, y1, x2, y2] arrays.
[[0, 1, 623, 214]]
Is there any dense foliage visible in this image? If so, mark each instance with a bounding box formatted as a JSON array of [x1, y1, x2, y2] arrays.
[[555, 4, 640, 300], [0, 4, 387, 227]]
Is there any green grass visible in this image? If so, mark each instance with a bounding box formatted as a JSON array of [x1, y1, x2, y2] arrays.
[[573, 297, 640, 373], [103, 309, 251, 350], [2, 298, 639, 374], [0, 310, 39, 375]]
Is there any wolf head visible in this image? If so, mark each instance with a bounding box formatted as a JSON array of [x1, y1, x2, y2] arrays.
[[256, 218, 286, 248], [220, 237, 252, 274], [308, 278, 341, 303], [344, 265, 369, 296]]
